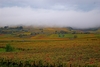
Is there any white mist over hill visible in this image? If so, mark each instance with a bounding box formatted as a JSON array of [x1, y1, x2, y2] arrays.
[[0, 0, 100, 28]]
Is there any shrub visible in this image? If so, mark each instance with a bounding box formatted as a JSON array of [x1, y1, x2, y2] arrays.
[[74, 35, 77, 38], [5, 44, 14, 52]]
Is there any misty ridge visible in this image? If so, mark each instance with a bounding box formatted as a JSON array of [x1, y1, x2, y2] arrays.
[[0, 25, 100, 35]]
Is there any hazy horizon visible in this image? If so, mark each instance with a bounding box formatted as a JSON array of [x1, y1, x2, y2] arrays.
[[0, 0, 100, 28]]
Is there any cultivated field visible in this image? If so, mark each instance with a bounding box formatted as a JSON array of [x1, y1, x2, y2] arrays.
[[0, 33, 100, 67]]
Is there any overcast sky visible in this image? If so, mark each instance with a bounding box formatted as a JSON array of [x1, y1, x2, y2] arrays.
[[0, 0, 100, 28]]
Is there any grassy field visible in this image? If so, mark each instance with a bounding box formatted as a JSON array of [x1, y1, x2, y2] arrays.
[[0, 34, 100, 67]]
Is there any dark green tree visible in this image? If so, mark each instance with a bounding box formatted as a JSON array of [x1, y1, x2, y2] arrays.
[[5, 44, 14, 52]]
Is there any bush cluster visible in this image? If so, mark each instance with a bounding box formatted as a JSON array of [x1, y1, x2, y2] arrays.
[[5, 44, 14, 52]]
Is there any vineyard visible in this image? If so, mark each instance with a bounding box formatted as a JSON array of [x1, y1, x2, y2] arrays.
[[0, 27, 100, 67]]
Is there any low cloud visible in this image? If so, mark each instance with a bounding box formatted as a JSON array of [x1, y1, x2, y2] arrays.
[[0, 6, 100, 28]]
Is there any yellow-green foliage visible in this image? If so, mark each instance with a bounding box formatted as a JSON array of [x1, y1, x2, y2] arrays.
[[0, 34, 100, 66]]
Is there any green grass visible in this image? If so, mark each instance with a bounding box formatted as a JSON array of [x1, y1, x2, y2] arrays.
[[0, 48, 20, 53], [0, 48, 6, 52], [64, 34, 74, 38], [95, 34, 100, 38]]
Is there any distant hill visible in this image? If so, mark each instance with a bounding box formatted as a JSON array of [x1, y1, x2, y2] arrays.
[[72, 27, 100, 31], [0, 26, 100, 36]]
